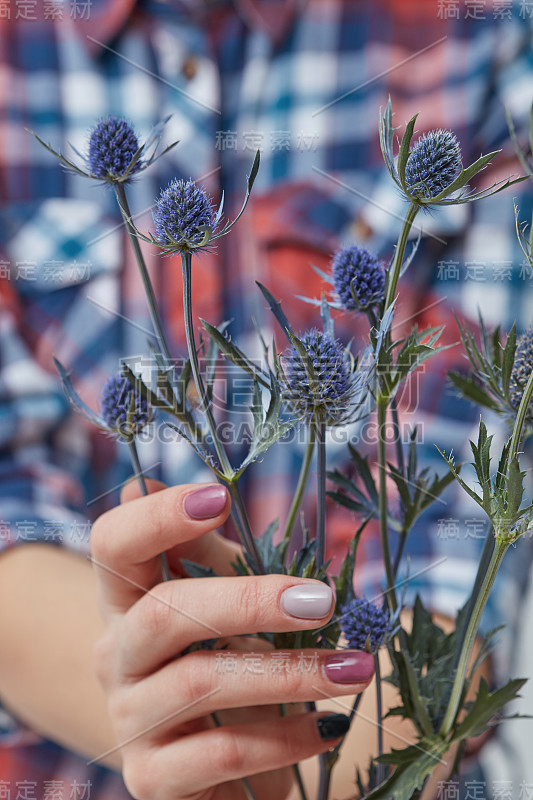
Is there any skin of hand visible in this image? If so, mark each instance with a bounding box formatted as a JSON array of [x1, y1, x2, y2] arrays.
[[0, 479, 490, 800], [90, 479, 375, 800]]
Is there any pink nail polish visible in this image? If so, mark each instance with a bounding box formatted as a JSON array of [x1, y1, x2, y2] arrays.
[[183, 485, 227, 520], [323, 651, 374, 684]]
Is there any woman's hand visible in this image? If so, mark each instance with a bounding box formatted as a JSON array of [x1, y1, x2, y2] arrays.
[[91, 479, 374, 800]]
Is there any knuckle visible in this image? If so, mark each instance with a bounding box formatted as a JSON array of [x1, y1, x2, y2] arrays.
[[107, 686, 135, 728], [238, 578, 277, 629], [279, 660, 307, 699], [278, 720, 303, 765], [137, 585, 174, 638], [122, 752, 155, 800], [89, 511, 113, 562], [180, 654, 213, 706], [92, 630, 116, 688], [210, 729, 246, 776]]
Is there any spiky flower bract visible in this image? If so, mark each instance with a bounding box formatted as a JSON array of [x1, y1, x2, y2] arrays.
[[282, 329, 352, 426], [332, 245, 386, 312], [101, 374, 151, 440], [340, 597, 390, 653], [510, 329, 533, 420], [88, 116, 142, 182], [405, 130, 462, 200], [153, 179, 216, 254]]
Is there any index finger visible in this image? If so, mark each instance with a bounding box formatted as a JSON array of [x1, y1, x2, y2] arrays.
[[90, 482, 230, 615]]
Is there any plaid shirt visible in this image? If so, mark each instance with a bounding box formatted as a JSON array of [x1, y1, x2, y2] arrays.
[[1, 0, 533, 796]]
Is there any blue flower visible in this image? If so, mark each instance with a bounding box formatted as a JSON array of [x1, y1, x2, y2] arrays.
[[405, 130, 462, 200], [282, 329, 353, 425], [510, 329, 533, 417], [332, 245, 386, 312], [101, 373, 151, 440], [88, 116, 142, 182], [152, 179, 216, 254], [340, 597, 390, 653]]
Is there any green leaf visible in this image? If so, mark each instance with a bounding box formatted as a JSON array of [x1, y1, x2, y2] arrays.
[[529, 101, 533, 156], [180, 560, 218, 578], [237, 371, 296, 474], [432, 151, 500, 201], [54, 357, 106, 427], [452, 677, 526, 741], [200, 319, 270, 388], [165, 422, 217, 471], [379, 98, 400, 184], [205, 319, 231, 399], [121, 364, 174, 414], [320, 292, 334, 338], [365, 738, 448, 800], [397, 113, 419, 187], [436, 446, 484, 510], [256, 282, 295, 342], [448, 372, 500, 411], [501, 323, 517, 396], [505, 455, 526, 519]]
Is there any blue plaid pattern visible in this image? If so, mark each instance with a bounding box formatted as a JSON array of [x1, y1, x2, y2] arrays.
[[1, 0, 533, 794]]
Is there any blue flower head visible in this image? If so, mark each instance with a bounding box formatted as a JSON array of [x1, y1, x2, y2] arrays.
[[332, 245, 386, 312], [510, 329, 533, 418], [340, 597, 390, 653], [88, 116, 142, 182], [101, 373, 151, 440], [152, 179, 216, 254], [282, 329, 352, 425], [405, 130, 462, 200]]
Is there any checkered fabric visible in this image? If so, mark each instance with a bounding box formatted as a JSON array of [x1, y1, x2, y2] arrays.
[[1, 0, 533, 795]]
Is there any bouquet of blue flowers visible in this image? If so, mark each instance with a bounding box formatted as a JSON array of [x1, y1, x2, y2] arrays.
[[32, 97, 533, 800]]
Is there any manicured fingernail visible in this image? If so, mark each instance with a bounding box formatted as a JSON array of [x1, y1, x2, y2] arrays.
[[317, 713, 351, 741], [183, 485, 227, 520], [323, 651, 374, 684], [281, 583, 333, 619]]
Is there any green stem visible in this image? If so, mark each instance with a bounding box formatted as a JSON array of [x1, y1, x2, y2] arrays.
[[508, 359, 533, 467], [377, 395, 397, 612], [127, 439, 172, 582], [439, 538, 508, 737], [181, 253, 264, 575], [315, 420, 327, 570], [283, 429, 315, 542], [280, 705, 309, 800], [316, 752, 332, 800], [383, 203, 419, 312], [181, 252, 232, 477], [390, 399, 405, 479], [114, 184, 173, 366], [227, 479, 265, 575], [374, 652, 385, 785]]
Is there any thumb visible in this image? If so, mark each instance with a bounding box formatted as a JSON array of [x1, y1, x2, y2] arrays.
[[120, 476, 167, 504]]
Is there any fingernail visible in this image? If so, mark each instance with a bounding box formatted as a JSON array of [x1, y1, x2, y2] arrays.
[[323, 651, 374, 684], [183, 485, 227, 520], [281, 583, 333, 619], [317, 713, 351, 741]]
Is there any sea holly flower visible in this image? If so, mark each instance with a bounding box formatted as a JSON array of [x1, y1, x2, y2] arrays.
[[332, 245, 386, 312], [152, 179, 217, 254], [140, 150, 260, 256], [87, 117, 143, 182], [379, 98, 524, 207], [404, 130, 462, 200], [340, 596, 391, 653], [29, 115, 178, 185], [101, 373, 151, 440], [53, 358, 152, 442], [510, 329, 533, 422], [281, 328, 354, 426]]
